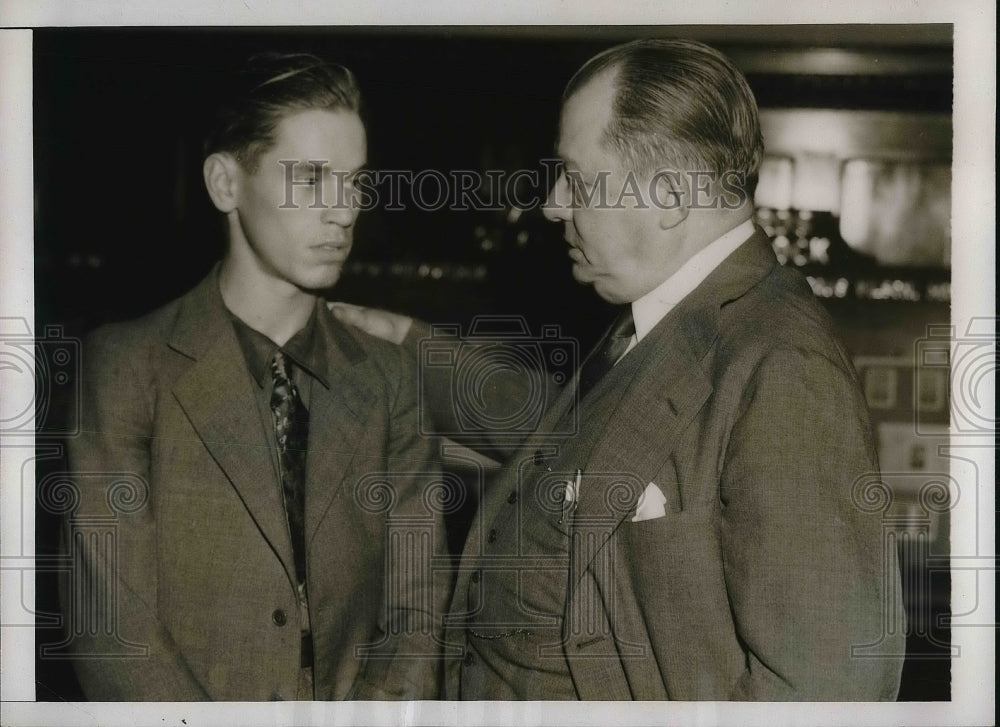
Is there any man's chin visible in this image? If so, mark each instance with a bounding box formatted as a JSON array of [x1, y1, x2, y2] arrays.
[[572, 266, 613, 298], [590, 280, 631, 305], [298, 268, 343, 294]]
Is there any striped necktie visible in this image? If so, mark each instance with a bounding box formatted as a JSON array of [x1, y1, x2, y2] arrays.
[[576, 308, 636, 400]]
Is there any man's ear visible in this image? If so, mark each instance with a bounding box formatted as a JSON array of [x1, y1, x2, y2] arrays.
[[203, 153, 242, 213], [651, 170, 690, 230]]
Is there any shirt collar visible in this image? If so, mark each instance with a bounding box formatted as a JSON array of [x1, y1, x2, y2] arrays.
[[228, 306, 329, 389], [632, 218, 756, 343]]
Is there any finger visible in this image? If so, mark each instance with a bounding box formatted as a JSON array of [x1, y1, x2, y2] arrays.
[[330, 305, 366, 326]]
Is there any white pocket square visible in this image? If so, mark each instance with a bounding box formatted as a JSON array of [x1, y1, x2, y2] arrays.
[[631, 482, 667, 522]]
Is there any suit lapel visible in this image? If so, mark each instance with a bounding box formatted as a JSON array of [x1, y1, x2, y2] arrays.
[[169, 271, 297, 582], [563, 230, 778, 696], [572, 229, 777, 571], [303, 303, 375, 544], [570, 314, 712, 568]]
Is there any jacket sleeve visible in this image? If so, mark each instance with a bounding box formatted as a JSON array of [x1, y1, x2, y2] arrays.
[[719, 346, 905, 700], [348, 345, 452, 700], [62, 326, 209, 700]]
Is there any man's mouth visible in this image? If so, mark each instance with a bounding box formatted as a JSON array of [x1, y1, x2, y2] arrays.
[[312, 242, 350, 260]]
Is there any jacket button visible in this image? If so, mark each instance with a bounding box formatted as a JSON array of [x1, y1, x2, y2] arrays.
[[507, 490, 518, 504], [271, 609, 287, 626], [463, 651, 475, 667], [487, 529, 498, 544]]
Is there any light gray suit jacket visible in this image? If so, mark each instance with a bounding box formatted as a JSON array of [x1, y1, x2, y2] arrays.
[[441, 230, 905, 700], [64, 270, 447, 701]]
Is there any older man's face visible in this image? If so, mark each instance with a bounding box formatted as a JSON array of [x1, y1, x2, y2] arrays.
[[542, 71, 674, 305]]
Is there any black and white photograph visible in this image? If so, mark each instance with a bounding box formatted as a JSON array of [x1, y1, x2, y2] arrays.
[[0, 3, 994, 726]]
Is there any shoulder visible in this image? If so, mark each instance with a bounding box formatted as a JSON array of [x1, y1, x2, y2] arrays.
[[717, 264, 851, 370], [319, 304, 417, 389], [708, 268, 876, 462], [75, 292, 195, 427], [82, 292, 188, 380], [699, 265, 869, 428]]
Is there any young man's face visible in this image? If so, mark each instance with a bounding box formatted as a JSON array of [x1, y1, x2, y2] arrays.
[[231, 108, 367, 292]]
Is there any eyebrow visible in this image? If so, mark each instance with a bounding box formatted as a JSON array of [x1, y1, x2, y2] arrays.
[[554, 150, 581, 171], [286, 162, 322, 175], [287, 161, 369, 175], [557, 156, 592, 184]]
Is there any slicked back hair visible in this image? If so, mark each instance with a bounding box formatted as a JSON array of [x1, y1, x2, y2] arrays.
[[205, 52, 362, 173], [564, 39, 764, 198]]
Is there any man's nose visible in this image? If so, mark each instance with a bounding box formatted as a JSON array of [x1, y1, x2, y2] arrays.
[[321, 203, 358, 227], [542, 173, 572, 223], [321, 182, 360, 226]]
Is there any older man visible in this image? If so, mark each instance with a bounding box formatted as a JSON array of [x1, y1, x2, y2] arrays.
[[336, 39, 905, 700]]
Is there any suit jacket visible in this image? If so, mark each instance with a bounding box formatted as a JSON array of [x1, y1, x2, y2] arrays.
[[441, 230, 905, 700], [64, 269, 447, 701]]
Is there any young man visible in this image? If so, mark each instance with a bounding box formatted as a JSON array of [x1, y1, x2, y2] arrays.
[[63, 53, 445, 701]]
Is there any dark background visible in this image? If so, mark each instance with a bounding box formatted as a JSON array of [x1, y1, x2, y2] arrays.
[[33, 26, 953, 343], [33, 26, 952, 702]]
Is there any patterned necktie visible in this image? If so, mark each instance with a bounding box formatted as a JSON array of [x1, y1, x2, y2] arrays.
[[576, 308, 636, 401], [270, 350, 309, 587]]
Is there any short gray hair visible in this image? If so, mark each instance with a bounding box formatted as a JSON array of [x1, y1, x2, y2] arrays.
[[564, 39, 764, 197]]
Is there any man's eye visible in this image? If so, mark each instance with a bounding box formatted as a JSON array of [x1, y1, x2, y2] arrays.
[[565, 175, 584, 205]]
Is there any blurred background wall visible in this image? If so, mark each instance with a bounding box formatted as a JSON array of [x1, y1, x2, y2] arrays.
[[32, 25, 953, 701]]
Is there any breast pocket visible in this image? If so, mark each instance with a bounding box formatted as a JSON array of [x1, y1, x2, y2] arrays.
[[621, 510, 724, 605], [632, 455, 683, 519], [622, 511, 681, 559]]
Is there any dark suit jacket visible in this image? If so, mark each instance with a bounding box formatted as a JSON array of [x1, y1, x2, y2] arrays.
[[441, 230, 905, 700], [64, 269, 447, 701]]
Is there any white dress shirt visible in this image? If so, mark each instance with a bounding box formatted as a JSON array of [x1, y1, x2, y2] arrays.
[[621, 218, 756, 358]]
